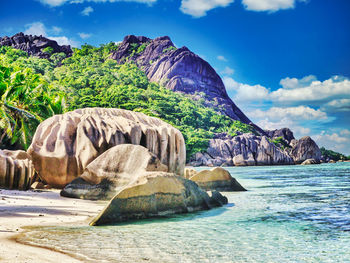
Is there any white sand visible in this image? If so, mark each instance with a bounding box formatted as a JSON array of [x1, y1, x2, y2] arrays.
[[0, 189, 107, 263]]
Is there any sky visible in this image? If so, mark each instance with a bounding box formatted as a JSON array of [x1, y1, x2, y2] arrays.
[[1, 0, 350, 154]]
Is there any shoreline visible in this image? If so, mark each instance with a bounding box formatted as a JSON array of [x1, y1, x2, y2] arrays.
[[0, 189, 107, 263]]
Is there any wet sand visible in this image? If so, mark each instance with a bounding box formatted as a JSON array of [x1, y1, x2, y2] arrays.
[[0, 189, 107, 262]]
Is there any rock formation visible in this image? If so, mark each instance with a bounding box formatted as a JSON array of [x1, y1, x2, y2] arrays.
[[188, 167, 246, 191], [189, 133, 294, 166], [290, 136, 321, 164], [301, 159, 319, 165], [27, 108, 186, 188], [110, 35, 261, 130], [0, 150, 35, 190], [90, 172, 226, 225], [265, 128, 295, 143], [0, 32, 72, 59], [61, 145, 169, 200]]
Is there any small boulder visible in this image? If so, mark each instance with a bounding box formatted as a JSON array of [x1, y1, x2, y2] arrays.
[[189, 167, 246, 191], [184, 167, 197, 179], [89, 172, 223, 225], [301, 159, 319, 165]]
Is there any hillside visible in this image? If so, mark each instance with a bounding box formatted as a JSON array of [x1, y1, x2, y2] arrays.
[[0, 33, 255, 159]]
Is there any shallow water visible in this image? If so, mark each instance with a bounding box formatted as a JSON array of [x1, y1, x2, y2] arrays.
[[19, 163, 350, 262]]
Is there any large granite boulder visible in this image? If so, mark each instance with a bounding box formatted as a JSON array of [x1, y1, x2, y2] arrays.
[[0, 150, 35, 190], [290, 136, 321, 164], [90, 172, 226, 225], [189, 167, 246, 191], [110, 35, 258, 128], [61, 145, 168, 200], [27, 108, 186, 188], [0, 32, 72, 59], [189, 133, 294, 167]]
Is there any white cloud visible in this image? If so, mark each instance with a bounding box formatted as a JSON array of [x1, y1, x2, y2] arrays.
[[81, 6, 94, 16], [221, 66, 234, 75], [223, 76, 269, 101], [78, 32, 92, 39], [217, 55, 228, 62], [38, 0, 156, 7], [242, 0, 302, 12], [271, 75, 350, 103], [322, 99, 350, 112], [51, 26, 62, 34], [180, 0, 234, 17], [24, 22, 78, 47], [250, 106, 329, 122], [313, 131, 350, 154], [255, 117, 310, 138]]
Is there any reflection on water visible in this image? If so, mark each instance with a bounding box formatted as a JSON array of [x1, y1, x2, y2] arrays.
[[19, 163, 350, 263]]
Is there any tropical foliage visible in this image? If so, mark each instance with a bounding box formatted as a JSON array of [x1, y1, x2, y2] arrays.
[[0, 44, 255, 158], [320, 147, 350, 161]]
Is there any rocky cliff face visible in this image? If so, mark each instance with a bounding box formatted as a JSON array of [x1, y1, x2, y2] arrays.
[[110, 35, 256, 127], [0, 32, 72, 58], [189, 132, 321, 166]]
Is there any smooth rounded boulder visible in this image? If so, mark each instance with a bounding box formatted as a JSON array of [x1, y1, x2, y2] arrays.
[[189, 167, 246, 191], [27, 108, 186, 188], [90, 172, 224, 226], [61, 144, 168, 200]]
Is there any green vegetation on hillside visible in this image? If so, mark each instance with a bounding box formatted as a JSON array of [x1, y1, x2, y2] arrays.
[[0, 44, 255, 159], [320, 147, 350, 161], [272, 136, 291, 151]]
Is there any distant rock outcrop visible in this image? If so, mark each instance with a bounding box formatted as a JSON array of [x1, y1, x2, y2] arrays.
[[189, 133, 294, 167], [290, 136, 321, 164], [0, 32, 72, 58], [301, 158, 319, 165], [265, 128, 295, 143], [90, 172, 226, 225], [27, 108, 186, 188], [110, 35, 256, 128], [0, 150, 35, 190]]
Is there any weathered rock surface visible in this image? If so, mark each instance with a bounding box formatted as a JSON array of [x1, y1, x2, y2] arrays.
[[188, 167, 246, 191], [290, 136, 321, 164], [184, 167, 197, 179], [265, 128, 295, 143], [90, 172, 224, 225], [301, 159, 319, 165], [0, 150, 35, 190], [28, 108, 186, 188], [189, 133, 294, 167], [0, 32, 72, 59], [110, 35, 258, 128], [61, 145, 168, 200]]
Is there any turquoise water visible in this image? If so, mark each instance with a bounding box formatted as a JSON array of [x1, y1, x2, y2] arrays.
[[20, 163, 350, 262]]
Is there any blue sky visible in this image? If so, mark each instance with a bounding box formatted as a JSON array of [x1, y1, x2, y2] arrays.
[[1, 0, 350, 154]]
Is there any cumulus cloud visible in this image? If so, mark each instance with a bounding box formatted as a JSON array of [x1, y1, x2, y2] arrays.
[[223, 76, 269, 101], [217, 55, 228, 61], [180, 0, 234, 17], [313, 130, 350, 154], [24, 22, 78, 47], [81, 6, 94, 16], [78, 32, 92, 39], [255, 117, 310, 137], [250, 106, 329, 122], [221, 66, 234, 75], [242, 0, 304, 12], [321, 99, 350, 112], [271, 75, 350, 104], [38, 0, 156, 7]]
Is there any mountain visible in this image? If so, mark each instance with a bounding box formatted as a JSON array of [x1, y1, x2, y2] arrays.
[[0, 32, 322, 165]]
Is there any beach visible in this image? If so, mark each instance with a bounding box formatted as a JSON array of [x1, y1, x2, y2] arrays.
[[0, 189, 107, 263]]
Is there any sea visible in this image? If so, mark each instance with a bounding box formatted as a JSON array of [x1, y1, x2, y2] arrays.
[[19, 163, 350, 263]]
